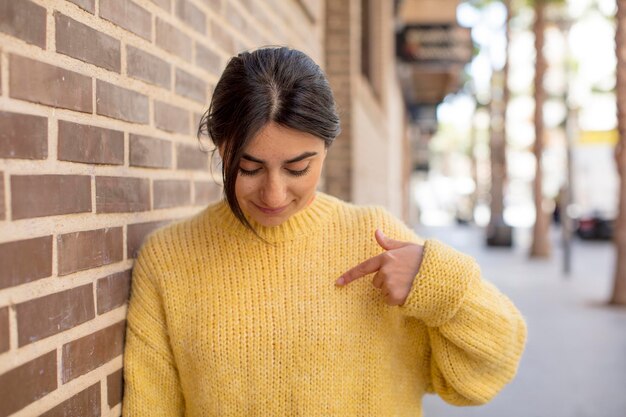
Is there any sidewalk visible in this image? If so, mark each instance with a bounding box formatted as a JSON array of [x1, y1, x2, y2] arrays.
[[417, 225, 626, 417]]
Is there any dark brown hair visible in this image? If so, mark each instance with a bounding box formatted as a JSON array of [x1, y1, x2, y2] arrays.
[[198, 47, 341, 232]]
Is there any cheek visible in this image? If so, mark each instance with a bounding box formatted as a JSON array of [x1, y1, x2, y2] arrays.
[[234, 176, 258, 198]]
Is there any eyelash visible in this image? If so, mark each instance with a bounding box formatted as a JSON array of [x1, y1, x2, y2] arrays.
[[238, 166, 311, 177]]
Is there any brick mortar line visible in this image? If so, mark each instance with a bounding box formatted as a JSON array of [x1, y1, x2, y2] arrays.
[[0, 305, 127, 376], [0, 206, 199, 245], [8, 304, 17, 351], [101, 373, 109, 415], [0, 261, 133, 307], [0, 52, 8, 98]]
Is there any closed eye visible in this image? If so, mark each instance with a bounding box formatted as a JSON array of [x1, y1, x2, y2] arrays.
[[286, 165, 311, 177]]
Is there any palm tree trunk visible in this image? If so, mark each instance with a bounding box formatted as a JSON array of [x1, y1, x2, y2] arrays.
[[611, 0, 626, 305], [486, 0, 512, 247], [530, 0, 551, 257]]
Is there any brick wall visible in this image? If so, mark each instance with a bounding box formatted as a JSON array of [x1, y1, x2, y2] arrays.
[[0, 0, 324, 416]]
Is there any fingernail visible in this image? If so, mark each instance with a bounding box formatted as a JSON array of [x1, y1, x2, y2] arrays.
[[336, 277, 345, 286]]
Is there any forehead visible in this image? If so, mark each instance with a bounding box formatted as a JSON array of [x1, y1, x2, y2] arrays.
[[245, 123, 325, 158]]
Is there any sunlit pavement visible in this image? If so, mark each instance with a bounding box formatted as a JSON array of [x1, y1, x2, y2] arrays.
[[417, 224, 626, 417]]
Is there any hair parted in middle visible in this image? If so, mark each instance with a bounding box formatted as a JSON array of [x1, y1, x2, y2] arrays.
[[198, 46, 341, 233]]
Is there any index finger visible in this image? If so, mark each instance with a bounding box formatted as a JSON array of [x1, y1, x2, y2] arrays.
[[336, 254, 383, 286]]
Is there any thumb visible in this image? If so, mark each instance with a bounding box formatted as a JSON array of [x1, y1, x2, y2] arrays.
[[375, 229, 406, 251]]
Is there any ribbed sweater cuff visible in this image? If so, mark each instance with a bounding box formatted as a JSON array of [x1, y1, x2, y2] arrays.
[[400, 239, 480, 327]]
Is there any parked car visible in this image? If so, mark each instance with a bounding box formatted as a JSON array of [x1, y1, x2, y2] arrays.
[[575, 211, 615, 240]]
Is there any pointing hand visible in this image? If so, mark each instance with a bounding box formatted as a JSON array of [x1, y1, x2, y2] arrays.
[[336, 229, 424, 306]]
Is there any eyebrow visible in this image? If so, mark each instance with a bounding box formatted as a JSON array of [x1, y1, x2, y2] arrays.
[[241, 151, 318, 164]]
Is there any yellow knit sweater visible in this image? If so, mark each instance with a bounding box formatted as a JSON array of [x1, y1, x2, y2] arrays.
[[123, 192, 526, 417]]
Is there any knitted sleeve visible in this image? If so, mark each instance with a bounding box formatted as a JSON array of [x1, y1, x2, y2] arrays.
[[123, 237, 185, 417], [377, 209, 527, 406]]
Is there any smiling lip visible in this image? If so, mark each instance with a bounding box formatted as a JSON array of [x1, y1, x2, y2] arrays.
[[254, 203, 290, 215]]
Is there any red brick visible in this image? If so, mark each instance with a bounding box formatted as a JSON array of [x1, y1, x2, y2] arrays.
[[96, 270, 131, 314], [11, 175, 91, 220], [127, 46, 171, 88], [153, 179, 191, 209], [211, 23, 235, 55], [177, 142, 208, 170], [195, 43, 222, 75], [154, 101, 189, 134], [96, 80, 149, 124], [156, 18, 192, 62], [67, 0, 95, 13], [58, 121, 124, 165], [175, 68, 207, 103], [175, 0, 206, 33], [0, 351, 57, 416], [0, 111, 47, 160], [194, 181, 221, 205], [107, 369, 123, 407], [0, 0, 46, 48], [96, 176, 150, 213], [0, 172, 4, 220], [62, 321, 125, 383], [40, 383, 100, 417], [149, 0, 170, 11], [16, 284, 95, 346], [0, 236, 52, 290], [57, 228, 123, 276], [129, 134, 172, 169], [55, 12, 121, 72], [0, 307, 9, 353], [10, 55, 92, 113], [100, 0, 151, 41], [127, 220, 170, 258]]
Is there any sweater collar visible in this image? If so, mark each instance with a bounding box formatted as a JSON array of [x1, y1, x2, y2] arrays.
[[211, 192, 338, 243]]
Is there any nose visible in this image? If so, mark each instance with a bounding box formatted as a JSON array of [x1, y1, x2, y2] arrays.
[[260, 172, 286, 207]]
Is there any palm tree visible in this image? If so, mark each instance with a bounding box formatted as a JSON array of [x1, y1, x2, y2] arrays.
[[487, 0, 513, 246], [529, 0, 552, 257], [611, 0, 626, 305]]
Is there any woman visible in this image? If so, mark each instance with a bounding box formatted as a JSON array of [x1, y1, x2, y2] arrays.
[[123, 47, 527, 416]]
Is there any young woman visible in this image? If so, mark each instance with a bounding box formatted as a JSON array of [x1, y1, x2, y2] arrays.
[[123, 47, 527, 416]]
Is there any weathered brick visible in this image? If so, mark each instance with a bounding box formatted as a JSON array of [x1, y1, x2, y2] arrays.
[[177, 142, 208, 170], [0, 307, 8, 353], [153, 180, 191, 209], [0, 0, 46, 48], [57, 228, 123, 276], [129, 134, 172, 169], [211, 23, 235, 55], [40, 383, 100, 417], [175, 0, 206, 33], [0, 111, 47, 160], [96, 176, 150, 213], [55, 12, 121, 72], [10, 55, 92, 113], [100, 0, 151, 41], [96, 270, 131, 314], [127, 220, 170, 258], [149, 0, 170, 11], [0, 172, 4, 220], [62, 321, 125, 383], [11, 175, 91, 220], [16, 284, 95, 346], [154, 101, 189, 134], [225, 2, 246, 32], [58, 121, 124, 165], [202, 0, 222, 12], [107, 369, 123, 408], [194, 181, 221, 205], [96, 80, 149, 124], [127, 46, 171, 88], [67, 0, 95, 13], [0, 351, 57, 416], [0, 236, 52, 290], [175, 68, 207, 103], [156, 18, 192, 62], [195, 43, 222, 76]]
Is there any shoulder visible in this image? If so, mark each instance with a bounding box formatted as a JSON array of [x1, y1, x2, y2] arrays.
[[319, 193, 423, 244]]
